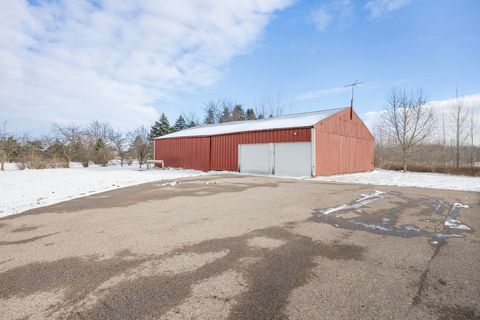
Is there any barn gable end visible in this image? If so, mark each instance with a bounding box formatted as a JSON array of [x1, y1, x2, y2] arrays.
[[314, 108, 374, 176]]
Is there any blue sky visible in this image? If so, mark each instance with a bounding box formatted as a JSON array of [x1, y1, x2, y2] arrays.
[[173, 0, 480, 121], [1, 0, 479, 134]]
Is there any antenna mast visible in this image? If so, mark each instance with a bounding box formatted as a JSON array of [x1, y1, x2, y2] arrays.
[[344, 81, 362, 120], [344, 81, 362, 107]]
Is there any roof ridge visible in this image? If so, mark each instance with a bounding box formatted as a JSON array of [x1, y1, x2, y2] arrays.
[[175, 106, 348, 131], [155, 106, 348, 139]]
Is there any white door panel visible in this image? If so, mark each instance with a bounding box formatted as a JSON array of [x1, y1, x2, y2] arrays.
[[239, 143, 271, 174], [239, 142, 312, 177], [274, 142, 312, 177]]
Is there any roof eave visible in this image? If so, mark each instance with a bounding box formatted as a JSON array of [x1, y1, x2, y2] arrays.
[[153, 125, 316, 140]]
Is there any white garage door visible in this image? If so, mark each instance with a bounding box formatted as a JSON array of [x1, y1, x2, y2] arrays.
[[274, 142, 312, 177], [239, 142, 313, 177], [239, 143, 272, 174]]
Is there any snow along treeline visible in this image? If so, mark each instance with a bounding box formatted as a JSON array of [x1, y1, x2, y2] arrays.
[[311, 169, 480, 193]]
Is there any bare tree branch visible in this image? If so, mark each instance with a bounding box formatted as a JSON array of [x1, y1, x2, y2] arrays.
[[451, 92, 468, 168], [383, 88, 435, 171]]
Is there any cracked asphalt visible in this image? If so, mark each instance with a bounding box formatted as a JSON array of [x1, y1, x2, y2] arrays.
[[0, 175, 479, 319]]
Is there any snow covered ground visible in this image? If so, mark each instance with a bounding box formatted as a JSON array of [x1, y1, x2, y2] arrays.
[[0, 164, 205, 218], [2, 164, 478, 219], [311, 169, 480, 193]]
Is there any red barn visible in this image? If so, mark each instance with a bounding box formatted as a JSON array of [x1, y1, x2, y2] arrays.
[[154, 107, 374, 177]]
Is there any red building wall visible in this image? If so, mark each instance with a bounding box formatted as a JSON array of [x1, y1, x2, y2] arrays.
[[314, 108, 374, 175], [154, 127, 311, 172], [210, 128, 311, 171], [155, 109, 374, 175], [154, 137, 210, 171]]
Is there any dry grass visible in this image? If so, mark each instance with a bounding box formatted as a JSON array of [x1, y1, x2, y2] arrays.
[[379, 162, 480, 177]]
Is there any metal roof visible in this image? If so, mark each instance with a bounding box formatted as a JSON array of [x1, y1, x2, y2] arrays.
[[155, 107, 348, 139]]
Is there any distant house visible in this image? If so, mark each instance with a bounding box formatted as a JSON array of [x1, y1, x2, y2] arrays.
[[154, 107, 374, 177]]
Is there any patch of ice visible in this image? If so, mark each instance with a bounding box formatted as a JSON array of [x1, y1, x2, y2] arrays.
[[319, 190, 384, 215], [452, 203, 469, 209], [352, 221, 391, 232], [161, 181, 178, 187], [443, 203, 471, 230], [403, 225, 422, 232], [444, 218, 471, 230]]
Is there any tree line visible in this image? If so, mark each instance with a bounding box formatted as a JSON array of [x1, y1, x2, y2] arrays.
[[3, 89, 475, 175], [150, 98, 280, 138], [0, 98, 285, 170], [374, 88, 478, 175], [0, 121, 152, 170]]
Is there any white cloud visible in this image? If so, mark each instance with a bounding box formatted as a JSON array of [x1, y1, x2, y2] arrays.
[[295, 81, 379, 101], [364, 0, 412, 19], [295, 85, 350, 101], [0, 0, 292, 133], [311, 8, 333, 32], [310, 0, 353, 33]]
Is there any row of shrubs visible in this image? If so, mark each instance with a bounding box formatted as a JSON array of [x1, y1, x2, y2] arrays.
[[378, 162, 480, 177], [9, 157, 139, 170]]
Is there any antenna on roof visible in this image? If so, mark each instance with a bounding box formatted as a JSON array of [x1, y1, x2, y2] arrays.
[[344, 81, 362, 120]]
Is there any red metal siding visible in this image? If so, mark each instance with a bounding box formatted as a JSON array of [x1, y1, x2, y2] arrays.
[[155, 112, 374, 176], [155, 127, 311, 172], [314, 108, 374, 176], [210, 128, 311, 171], [155, 137, 210, 171]]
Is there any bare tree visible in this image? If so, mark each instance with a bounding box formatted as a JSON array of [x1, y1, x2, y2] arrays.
[[131, 126, 150, 168], [255, 91, 290, 118], [469, 108, 477, 166], [203, 100, 223, 124], [442, 113, 447, 167], [86, 121, 112, 141], [383, 88, 435, 172], [13, 132, 31, 170], [451, 91, 468, 168], [182, 111, 199, 127], [219, 100, 233, 123], [109, 129, 130, 166], [41, 133, 67, 168], [51, 124, 83, 167], [85, 121, 114, 166], [0, 121, 10, 170]]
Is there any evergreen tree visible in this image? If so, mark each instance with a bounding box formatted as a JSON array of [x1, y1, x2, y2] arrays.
[[172, 115, 187, 132], [204, 107, 217, 124], [188, 120, 197, 128], [231, 104, 245, 121], [257, 113, 265, 119], [219, 105, 231, 123], [245, 108, 256, 120], [93, 138, 113, 166], [149, 113, 171, 139], [95, 138, 106, 151]]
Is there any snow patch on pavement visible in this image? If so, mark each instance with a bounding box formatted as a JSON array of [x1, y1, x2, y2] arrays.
[[312, 192, 473, 246], [444, 203, 471, 231], [161, 181, 178, 187], [311, 169, 480, 192], [319, 190, 384, 215], [0, 166, 205, 218]]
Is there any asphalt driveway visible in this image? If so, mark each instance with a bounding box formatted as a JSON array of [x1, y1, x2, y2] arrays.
[[0, 175, 479, 319]]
